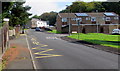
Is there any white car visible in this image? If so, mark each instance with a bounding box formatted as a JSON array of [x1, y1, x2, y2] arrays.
[[112, 29, 120, 35]]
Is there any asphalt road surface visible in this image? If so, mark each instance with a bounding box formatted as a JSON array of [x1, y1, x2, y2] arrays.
[[27, 29, 118, 70]]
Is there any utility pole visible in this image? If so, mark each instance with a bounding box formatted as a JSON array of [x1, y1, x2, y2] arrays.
[[77, 19, 80, 40], [66, 5, 71, 36], [96, 10, 99, 33]]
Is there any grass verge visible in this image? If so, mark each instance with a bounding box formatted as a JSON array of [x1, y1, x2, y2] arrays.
[[48, 30, 61, 34], [68, 33, 119, 48]]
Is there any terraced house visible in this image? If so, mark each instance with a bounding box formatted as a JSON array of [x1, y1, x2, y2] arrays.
[[56, 12, 120, 34]]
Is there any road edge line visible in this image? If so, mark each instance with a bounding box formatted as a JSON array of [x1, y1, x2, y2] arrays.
[[26, 34, 37, 70]]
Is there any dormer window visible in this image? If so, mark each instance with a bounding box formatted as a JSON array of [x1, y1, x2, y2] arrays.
[[62, 18, 67, 22], [105, 17, 111, 21], [86, 17, 90, 20]]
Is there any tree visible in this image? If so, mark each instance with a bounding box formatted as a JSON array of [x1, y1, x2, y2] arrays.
[[2, 2, 32, 26], [59, 1, 105, 13], [32, 15, 40, 19], [102, 2, 120, 15], [40, 11, 57, 26]]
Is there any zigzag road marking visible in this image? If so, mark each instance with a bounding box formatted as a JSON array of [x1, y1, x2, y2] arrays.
[[29, 36, 62, 59]]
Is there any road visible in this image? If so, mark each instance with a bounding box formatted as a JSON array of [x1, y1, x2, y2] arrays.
[[27, 29, 118, 70]]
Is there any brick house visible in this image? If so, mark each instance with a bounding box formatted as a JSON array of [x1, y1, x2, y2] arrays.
[[56, 13, 77, 33], [56, 12, 120, 34]]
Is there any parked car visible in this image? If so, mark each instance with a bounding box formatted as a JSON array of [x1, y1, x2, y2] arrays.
[[35, 27, 41, 31], [112, 29, 120, 35], [44, 28, 52, 31]]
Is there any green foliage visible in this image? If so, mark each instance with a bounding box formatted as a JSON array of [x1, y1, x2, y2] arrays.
[[12, 46, 16, 48], [48, 30, 61, 34], [40, 11, 57, 26], [2, 2, 32, 27], [68, 33, 119, 48], [60, 1, 119, 15], [32, 15, 40, 19], [102, 2, 120, 15], [9, 26, 14, 30]]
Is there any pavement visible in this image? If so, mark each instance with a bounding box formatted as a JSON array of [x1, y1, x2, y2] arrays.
[[26, 29, 118, 70], [3, 33, 34, 70]]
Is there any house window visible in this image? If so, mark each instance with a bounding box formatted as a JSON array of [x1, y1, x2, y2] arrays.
[[76, 18, 82, 21], [114, 17, 119, 20], [105, 17, 111, 21], [103, 17, 105, 20], [62, 18, 67, 22], [91, 17, 96, 21], [86, 17, 90, 20], [71, 18, 76, 21]]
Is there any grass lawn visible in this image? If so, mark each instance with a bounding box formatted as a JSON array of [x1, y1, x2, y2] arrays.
[[48, 30, 61, 34], [68, 33, 120, 48]]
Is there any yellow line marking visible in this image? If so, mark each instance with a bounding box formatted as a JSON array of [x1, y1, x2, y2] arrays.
[[29, 35, 62, 59], [32, 45, 48, 49], [20, 34, 26, 36], [32, 42, 40, 45], [34, 49, 53, 54], [35, 55, 62, 59]]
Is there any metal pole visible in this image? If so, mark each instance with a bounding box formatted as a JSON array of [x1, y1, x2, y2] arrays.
[[78, 20, 80, 40], [96, 10, 99, 33], [66, 5, 71, 36]]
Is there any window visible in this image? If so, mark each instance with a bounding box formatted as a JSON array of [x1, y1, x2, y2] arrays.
[[91, 17, 96, 21], [114, 17, 119, 20], [71, 18, 76, 21], [103, 17, 105, 20], [105, 17, 111, 21], [76, 18, 82, 21], [62, 18, 67, 22], [86, 17, 90, 20]]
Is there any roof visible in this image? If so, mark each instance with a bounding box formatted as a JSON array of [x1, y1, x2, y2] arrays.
[[58, 13, 76, 18], [31, 18, 40, 21], [58, 12, 118, 18], [87, 13, 104, 17], [75, 13, 89, 17], [104, 12, 117, 16]]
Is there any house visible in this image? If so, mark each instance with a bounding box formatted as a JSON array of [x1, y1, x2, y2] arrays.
[[56, 12, 120, 34], [31, 18, 39, 28], [56, 13, 77, 33], [36, 20, 49, 28], [31, 18, 49, 29]]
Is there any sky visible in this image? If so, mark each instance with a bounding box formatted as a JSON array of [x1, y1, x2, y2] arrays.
[[24, 0, 107, 16]]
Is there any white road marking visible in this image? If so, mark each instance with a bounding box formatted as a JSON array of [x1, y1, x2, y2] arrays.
[[46, 37, 61, 40], [26, 35, 37, 70]]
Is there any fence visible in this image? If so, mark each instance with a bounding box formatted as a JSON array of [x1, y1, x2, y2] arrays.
[[0, 22, 9, 54]]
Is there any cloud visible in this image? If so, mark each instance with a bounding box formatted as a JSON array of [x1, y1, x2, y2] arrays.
[[24, 0, 73, 16], [24, 0, 107, 16], [25, 0, 75, 2]]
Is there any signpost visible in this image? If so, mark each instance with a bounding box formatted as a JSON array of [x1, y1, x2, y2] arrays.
[[77, 18, 81, 40]]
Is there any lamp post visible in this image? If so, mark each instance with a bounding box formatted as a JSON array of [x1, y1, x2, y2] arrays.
[[96, 10, 99, 33], [66, 5, 71, 36]]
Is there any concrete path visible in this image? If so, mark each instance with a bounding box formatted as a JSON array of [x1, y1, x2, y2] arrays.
[[3, 34, 34, 70]]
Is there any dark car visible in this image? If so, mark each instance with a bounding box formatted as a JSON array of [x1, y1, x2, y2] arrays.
[[35, 27, 41, 31]]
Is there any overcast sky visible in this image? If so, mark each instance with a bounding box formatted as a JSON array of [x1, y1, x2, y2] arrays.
[[24, 0, 107, 16]]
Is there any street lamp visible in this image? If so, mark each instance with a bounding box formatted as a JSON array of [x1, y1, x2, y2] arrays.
[[66, 5, 71, 36], [96, 10, 99, 33]]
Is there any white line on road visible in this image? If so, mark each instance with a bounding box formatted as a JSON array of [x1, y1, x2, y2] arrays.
[[26, 34, 37, 71]]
